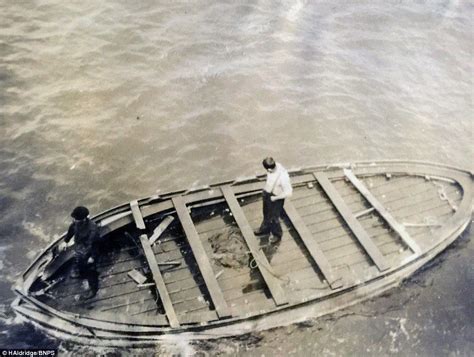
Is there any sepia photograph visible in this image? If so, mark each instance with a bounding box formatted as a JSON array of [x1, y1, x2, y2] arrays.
[[0, 0, 472, 356]]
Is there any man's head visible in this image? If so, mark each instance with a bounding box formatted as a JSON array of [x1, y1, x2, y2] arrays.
[[262, 157, 276, 172], [71, 206, 89, 221]]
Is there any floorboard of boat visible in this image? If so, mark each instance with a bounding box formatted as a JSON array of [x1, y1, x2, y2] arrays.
[[377, 181, 455, 208], [360, 188, 458, 229], [227, 288, 273, 308], [383, 193, 457, 226], [80, 240, 209, 315], [289, 173, 404, 202], [306, 186, 458, 240], [199, 206, 455, 316], [365, 178, 460, 209], [229, 293, 275, 316], [62, 195, 452, 314], [284, 265, 330, 286], [221, 279, 266, 300], [162, 258, 268, 309], [194, 175, 449, 237], [298, 181, 443, 226], [291, 175, 420, 209], [126, 287, 213, 316], [65, 177, 462, 312]]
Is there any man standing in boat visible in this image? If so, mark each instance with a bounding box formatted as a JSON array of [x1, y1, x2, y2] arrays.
[[254, 157, 293, 242], [62, 206, 99, 300]]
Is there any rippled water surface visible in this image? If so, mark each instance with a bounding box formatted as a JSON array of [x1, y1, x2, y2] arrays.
[[0, 0, 472, 355]]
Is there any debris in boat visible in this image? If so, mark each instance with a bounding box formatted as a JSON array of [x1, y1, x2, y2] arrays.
[[159, 260, 181, 266], [403, 216, 441, 228], [215, 270, 224, 279], [307, 182, 314, 189], [150, 216, 175, 245], [31, 276, 65, 297], [128, 269, 147, 285], [208, 227, 249, 269], [354, 207, 375, 219], [137, 282, 155, 288]]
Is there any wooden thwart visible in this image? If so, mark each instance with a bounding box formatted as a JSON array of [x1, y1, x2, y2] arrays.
[[221, 185, 288, 306], [313, 172, 390, 272], [344, 169, 422, 255], [130, 200, 146, 230], [172, 196, 231, 318], [138, 234, 180, 328], [284, 200, 343, 289]]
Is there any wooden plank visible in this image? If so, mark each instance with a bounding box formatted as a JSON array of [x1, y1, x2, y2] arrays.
[[138, 234, 180, 328], [150, 216, 174, 245], [127, 269, 147, 285], [221, 185, 288, 306], [313, 172, 390, 272], [344, 169, 422, 255], [283, 200, 342, 289], [171, 196, 231, 318], [130, 200, 146, 230]]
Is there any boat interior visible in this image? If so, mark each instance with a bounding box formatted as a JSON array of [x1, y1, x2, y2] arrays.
[[25, 168, 465, 329]]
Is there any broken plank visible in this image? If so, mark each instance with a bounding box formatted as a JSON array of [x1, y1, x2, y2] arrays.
[[130, 200, 146, 230], [172, 196, 231, 318], [284, 200, 343, 289], [150, 216, 175, 245], [344, 169, 422, 255], [138, 234, 180, 328], [221, 185, 287, 306], [313, 172, 390, 272], [127, 269, 147, 285]]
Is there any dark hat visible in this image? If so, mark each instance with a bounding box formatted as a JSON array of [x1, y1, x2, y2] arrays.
[[262, 157, 276, 170], [71, 206, 89, 220]]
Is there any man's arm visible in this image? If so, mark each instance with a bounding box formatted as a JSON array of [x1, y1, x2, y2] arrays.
[[271, 173, 293, 201], [64, 223, 75, 243]]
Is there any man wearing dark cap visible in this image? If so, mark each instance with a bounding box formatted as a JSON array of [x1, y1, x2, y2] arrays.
[[64, 206, 100, 300], [254, 157, 293, 242]]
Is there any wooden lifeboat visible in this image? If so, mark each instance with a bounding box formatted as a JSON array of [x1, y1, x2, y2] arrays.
[[12, 161, 473, 346]]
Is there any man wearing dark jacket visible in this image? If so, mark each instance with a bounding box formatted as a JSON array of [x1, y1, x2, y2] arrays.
[[64, 206, 99, 300]]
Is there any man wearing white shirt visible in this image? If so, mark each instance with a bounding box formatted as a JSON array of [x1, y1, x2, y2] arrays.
[[254, 157, 293, 242]]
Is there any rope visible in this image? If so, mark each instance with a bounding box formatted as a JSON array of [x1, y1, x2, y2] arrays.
[[432, 181, 458, 211], [246, 249, 290, 285]]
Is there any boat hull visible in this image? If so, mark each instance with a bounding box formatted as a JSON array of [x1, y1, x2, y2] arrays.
[[13, 161, 473, 346]]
